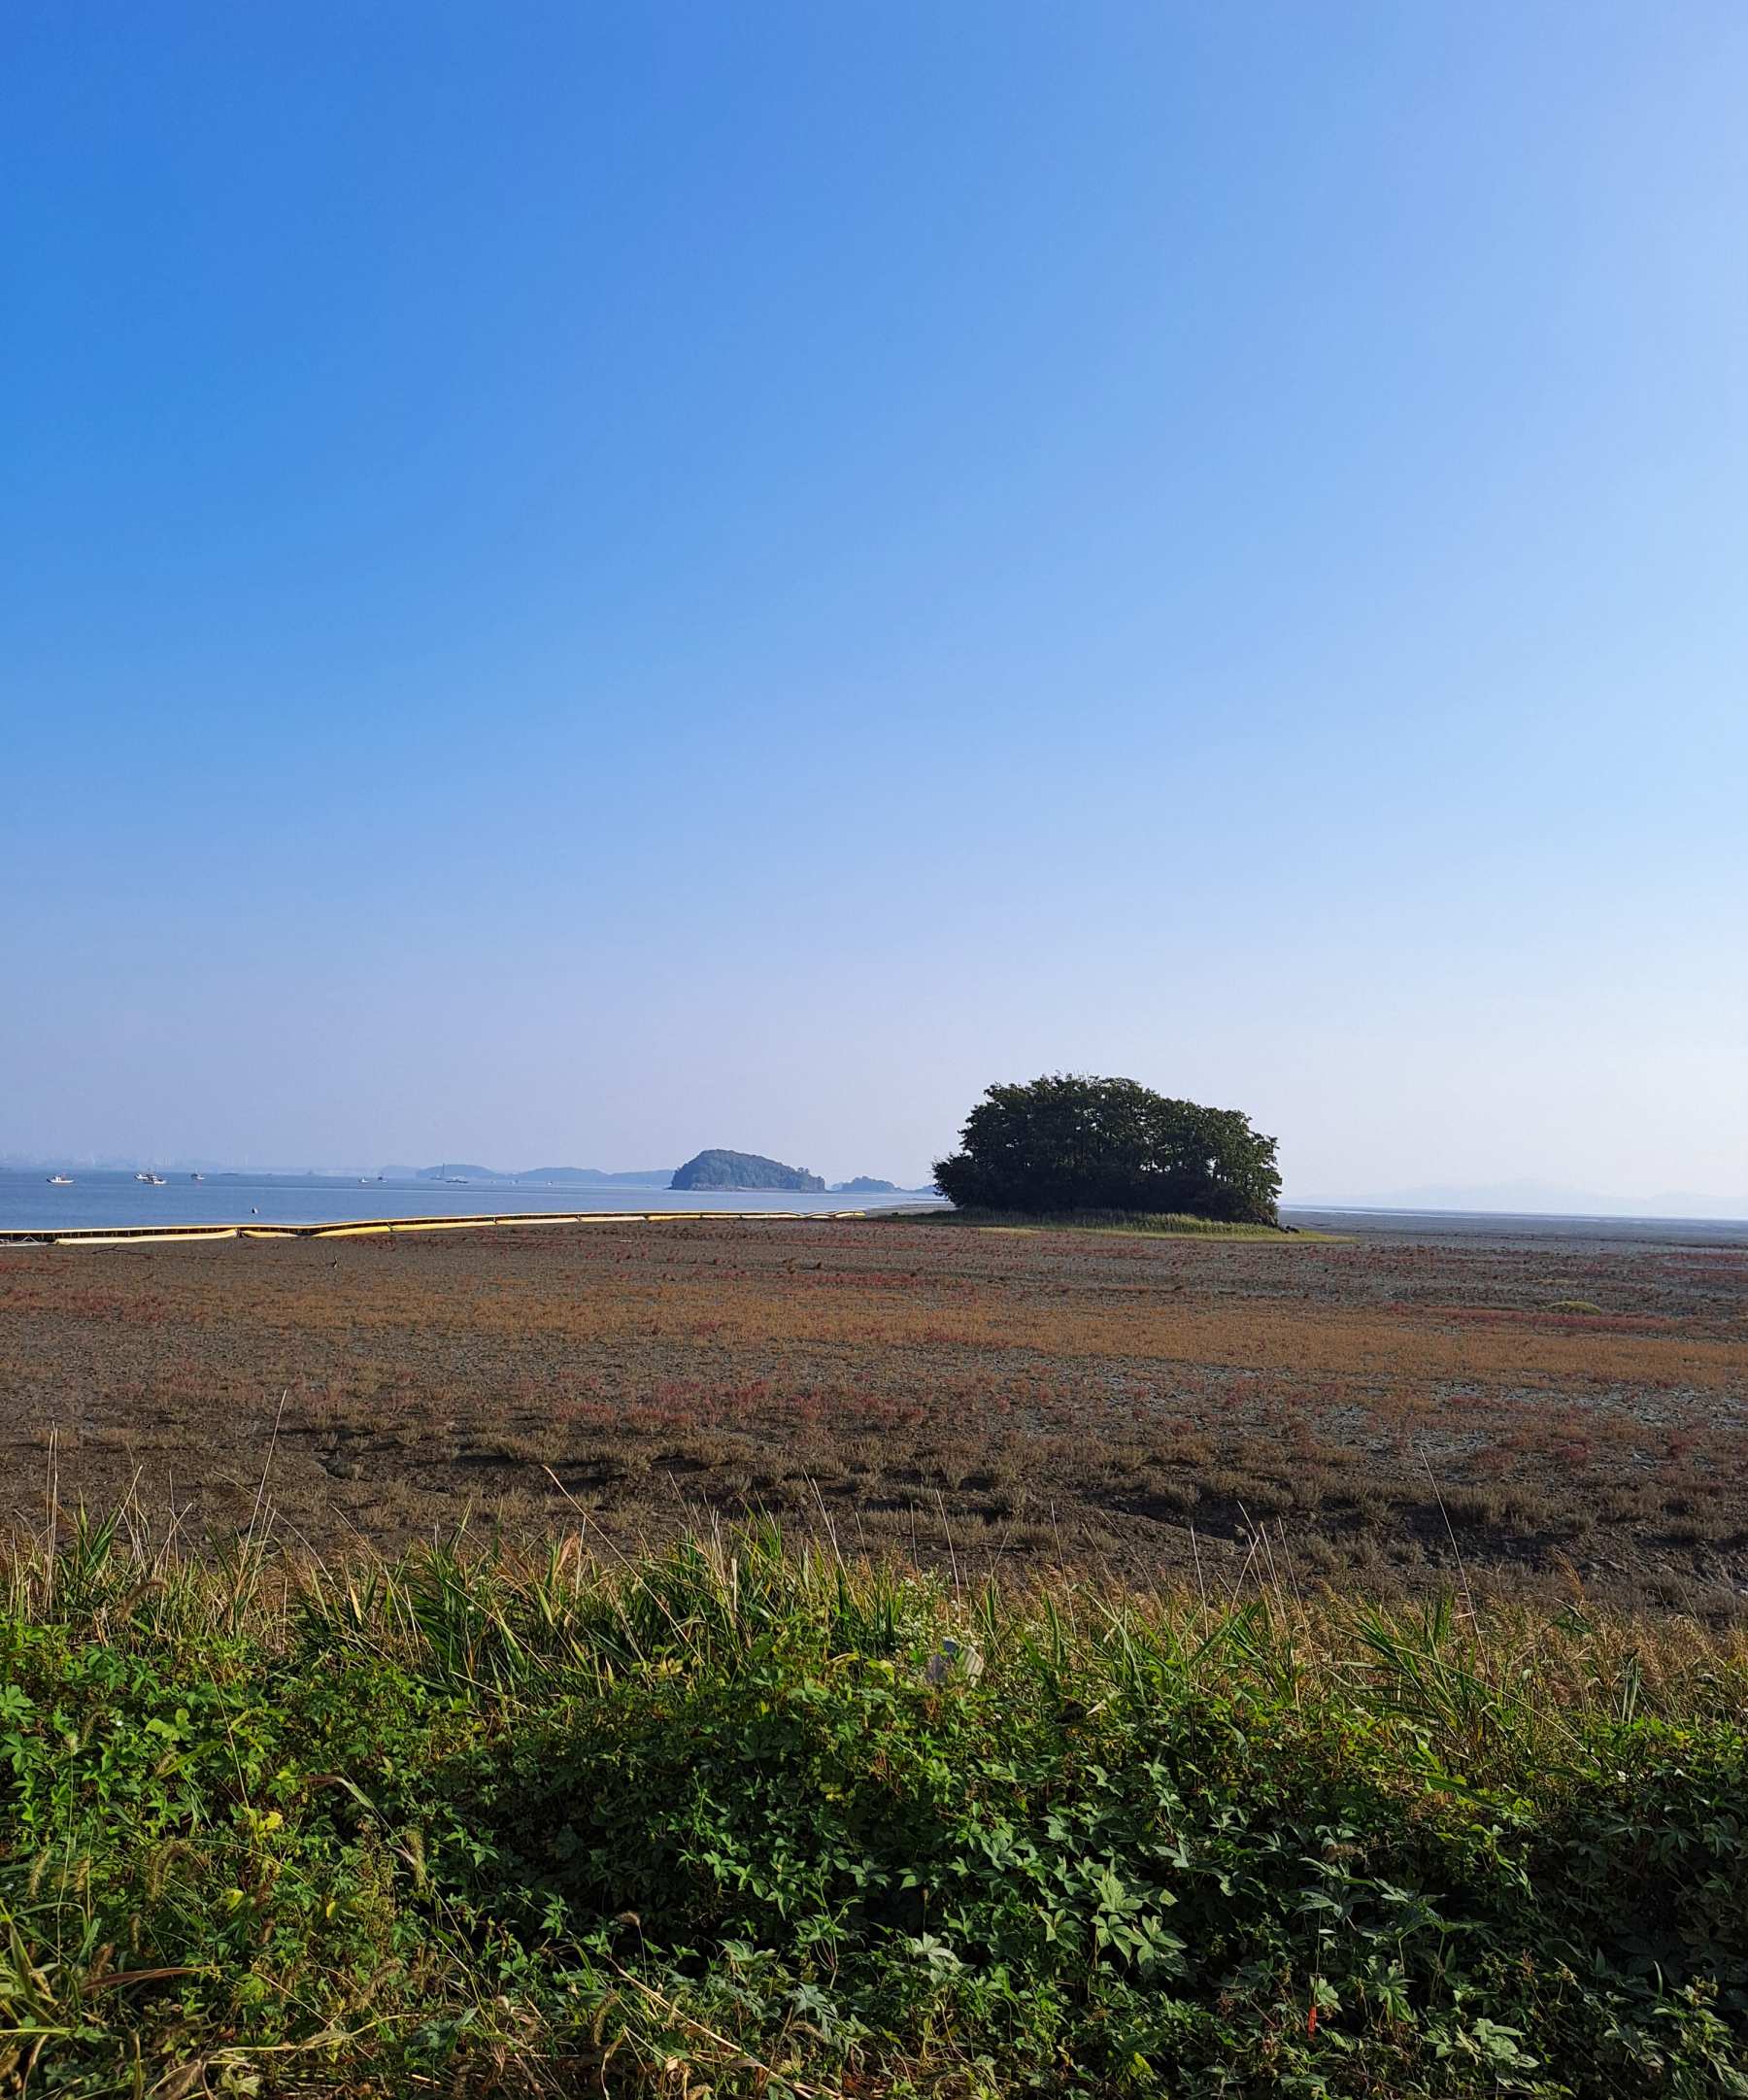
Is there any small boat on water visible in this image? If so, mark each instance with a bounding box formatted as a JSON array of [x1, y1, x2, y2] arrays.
[[46, 1173, 73, 1185], [134, 1171, 167, 1186], [190, 1172, 205, 1182]]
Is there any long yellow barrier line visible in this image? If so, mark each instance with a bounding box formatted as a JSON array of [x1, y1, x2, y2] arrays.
[[46, 1228, 245, 1249], [0, 1207, 878, 1250]]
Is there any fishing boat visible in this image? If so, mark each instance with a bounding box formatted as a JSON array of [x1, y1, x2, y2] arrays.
[[135, 1171, 167, 1186], [190, 1172, 205, 1182], [46, 1173, 72, 1185]]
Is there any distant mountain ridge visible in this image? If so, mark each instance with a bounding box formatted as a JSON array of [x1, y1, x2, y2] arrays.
[[520, 1168, 674, 1187], [671, 1149, 824, 1193], [409, 1164, 673, 1186]]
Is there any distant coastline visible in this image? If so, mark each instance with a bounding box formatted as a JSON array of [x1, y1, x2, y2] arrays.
[[1281, 1202, 1746, 1245], [1289, 1182, 1748, 1222], [408, 1164, 674, 1189]]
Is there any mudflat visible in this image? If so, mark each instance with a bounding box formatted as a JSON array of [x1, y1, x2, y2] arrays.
[[5, 1213, 1745, 1615]]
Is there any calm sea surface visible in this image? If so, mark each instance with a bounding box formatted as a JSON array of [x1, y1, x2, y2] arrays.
[[1283, 1204, 1747, 1246], [2, 1176, 1736, 1245], [0, 1172, 941, 1235]]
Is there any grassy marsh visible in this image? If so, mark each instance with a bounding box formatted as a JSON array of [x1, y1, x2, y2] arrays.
[[4, 1215, 1744, 1618], [910, 1208, 1318, 1240]]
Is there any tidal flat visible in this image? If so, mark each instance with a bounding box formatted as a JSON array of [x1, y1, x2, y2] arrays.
[[4, 1212, 1745, 1615]]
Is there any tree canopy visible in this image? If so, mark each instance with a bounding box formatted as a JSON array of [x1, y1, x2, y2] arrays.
[[932, 1074, 1281, 1224]]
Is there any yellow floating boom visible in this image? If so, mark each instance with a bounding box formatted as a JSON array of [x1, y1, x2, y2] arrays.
[[0, 1207, 875, 1250]]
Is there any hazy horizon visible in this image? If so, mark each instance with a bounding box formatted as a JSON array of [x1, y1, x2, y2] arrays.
[[4, 1151, 1744, 1223], [6, 5, 1745, 1211]]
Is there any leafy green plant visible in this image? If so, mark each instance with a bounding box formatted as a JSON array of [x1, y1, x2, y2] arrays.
[[2, 1518, 1745, 2094]]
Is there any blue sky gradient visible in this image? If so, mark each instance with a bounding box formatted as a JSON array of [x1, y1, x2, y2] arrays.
[[5, 3, 1745, 1202]]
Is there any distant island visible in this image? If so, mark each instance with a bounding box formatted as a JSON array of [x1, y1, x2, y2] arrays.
[[671, 1149, 825, 1193], [831, 1176, 897, 1194]]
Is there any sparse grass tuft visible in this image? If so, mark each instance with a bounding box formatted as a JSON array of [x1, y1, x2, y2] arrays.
[[922, 1205, 1306, 1238]]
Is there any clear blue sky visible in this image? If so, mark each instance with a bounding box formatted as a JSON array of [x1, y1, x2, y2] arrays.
[[5, 3, 1745, 1205]]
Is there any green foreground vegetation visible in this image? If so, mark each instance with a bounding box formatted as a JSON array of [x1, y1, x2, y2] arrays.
[[5, 1519, 1746, 2097]]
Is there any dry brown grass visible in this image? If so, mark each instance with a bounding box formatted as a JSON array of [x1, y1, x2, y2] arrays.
[[3, 1214, 1745, 1614]]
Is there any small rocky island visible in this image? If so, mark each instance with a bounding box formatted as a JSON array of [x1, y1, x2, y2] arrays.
[[670, 1149, 826, 1193], [831, 1176, 897, 1193]]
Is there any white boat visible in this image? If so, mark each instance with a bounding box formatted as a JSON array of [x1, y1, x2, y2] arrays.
[[135, 1171, 167, 1186], [190, 1172, 205, 1182], [46, 1173, 73, 1185]]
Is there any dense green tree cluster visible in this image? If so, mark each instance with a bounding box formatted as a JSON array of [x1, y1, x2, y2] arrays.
[[933, 1073, 1281, 1223]]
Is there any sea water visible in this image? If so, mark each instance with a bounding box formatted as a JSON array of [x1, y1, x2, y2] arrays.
[[0, 1171, 941, 1235]]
